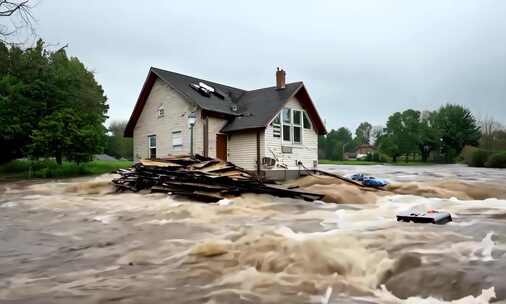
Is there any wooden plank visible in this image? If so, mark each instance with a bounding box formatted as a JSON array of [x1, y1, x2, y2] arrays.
[[192, 159, 219, 169], [140, 159, 182, 168]]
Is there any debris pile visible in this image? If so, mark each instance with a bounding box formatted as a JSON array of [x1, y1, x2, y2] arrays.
[[113, 155, 324, 202]]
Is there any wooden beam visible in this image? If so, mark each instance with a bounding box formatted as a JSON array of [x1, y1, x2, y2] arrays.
[[203, 115, 209, 157], [256, 131, 261, 177]]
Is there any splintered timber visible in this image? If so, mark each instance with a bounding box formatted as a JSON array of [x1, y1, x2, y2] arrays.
[[112, 155, 325, 202]]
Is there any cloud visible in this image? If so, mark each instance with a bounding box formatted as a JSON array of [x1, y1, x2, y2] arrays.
[[33, 0, 506, 130]]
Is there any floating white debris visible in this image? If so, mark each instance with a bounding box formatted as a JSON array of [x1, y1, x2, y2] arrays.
[[216, 198, 234, 206], [1, 202, 17, 208]]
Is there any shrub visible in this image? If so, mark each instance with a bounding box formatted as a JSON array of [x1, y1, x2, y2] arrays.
[[485, 151, 506, 168], [469, 149, 491, 167], [459, 145, 478, 164], [365, 152, 384, 162]]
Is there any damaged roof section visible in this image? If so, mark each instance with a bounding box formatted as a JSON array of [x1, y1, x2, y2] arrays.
[[124, 67, 327, 137], [152, 67, 245, 116]]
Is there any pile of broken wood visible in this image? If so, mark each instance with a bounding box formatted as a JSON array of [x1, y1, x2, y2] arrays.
[[112, 154, 324, 202]]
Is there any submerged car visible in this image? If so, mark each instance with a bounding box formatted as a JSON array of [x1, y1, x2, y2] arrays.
[[362, 176, 388, 187], [396, 210, 453, 224], [350, 173, 388, 187], [350, 173, 366, 181]]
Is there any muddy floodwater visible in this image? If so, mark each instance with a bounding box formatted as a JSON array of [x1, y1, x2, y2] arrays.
[[1, 164, 506, 304]]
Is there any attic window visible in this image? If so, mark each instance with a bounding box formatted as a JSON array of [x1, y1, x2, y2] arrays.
[[158, 105, 165, 118]]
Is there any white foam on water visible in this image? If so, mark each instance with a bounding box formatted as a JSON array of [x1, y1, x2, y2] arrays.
[[92, 214, 115, 224], [471, 232, 495, 262], [321, 193, 506, 232], [215, 198, 234, 206], [275, 225, 341, 241], [372, 285, 496, 304], [144, 219, 172, 225], [1, 201, 17, 208]]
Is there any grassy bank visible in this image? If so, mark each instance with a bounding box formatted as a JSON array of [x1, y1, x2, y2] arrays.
[[319, 159, 437, 166], [0, 159, 132, 179]]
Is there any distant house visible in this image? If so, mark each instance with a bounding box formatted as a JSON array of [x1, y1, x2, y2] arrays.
[[355, 144, 375, 159], [124, 67, 327, 176]]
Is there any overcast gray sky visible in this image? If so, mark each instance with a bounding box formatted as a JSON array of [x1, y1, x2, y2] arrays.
[[32, 0, 506, 131]]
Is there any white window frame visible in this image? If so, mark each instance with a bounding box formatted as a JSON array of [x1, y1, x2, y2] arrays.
[[292, 109, 302, 144], [279, 108, 303, 145], [282, 108, 292, 143], [172, 130, 183, 150], [148, 135, 156, 159]]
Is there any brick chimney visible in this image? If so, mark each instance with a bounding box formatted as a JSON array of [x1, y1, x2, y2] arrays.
[[276, 67, 286, 90]]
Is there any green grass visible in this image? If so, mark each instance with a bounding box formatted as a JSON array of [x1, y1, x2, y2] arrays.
[[319, 159, 437, 166], [0, 159, 132, 179]]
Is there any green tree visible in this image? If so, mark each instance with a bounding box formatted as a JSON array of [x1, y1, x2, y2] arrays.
[[0, 39, 108, 164], [0, 40, 51, 163], [433, 104, 480, 162], [377, 134, 401, 162], [319, 127, 353, 160], [378, 110, 421, 162], [355, 122, 372, 145], [418, 111, 440, 162], [104, 120, 133, 160]]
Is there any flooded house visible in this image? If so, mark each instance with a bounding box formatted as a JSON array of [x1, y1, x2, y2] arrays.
[[124, 67, 327, 179]]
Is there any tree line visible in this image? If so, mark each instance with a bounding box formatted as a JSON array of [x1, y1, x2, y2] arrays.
[[0, 39, 133, 165], [319, 104, 492, 163]]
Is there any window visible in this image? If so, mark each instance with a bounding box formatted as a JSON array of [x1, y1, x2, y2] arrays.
[[303, 111, 311, 129], [158, 105, 164, 118], [279, 108, 304, 144], [292, 110, 302, 144], [172, 130, 183, 150], [293, 110, 301, 125], [282, 108, 291, 124], [148, 135, 156, 159], [282, 108, 291, 142], [283, 125, 291, 141], [293, 126, 301, 143]]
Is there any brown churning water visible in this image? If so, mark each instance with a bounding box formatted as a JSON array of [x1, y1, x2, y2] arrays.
[[0, 165, 505, 303]]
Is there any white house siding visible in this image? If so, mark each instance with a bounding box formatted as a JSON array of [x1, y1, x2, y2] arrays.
[[208, 116, 228, 158], [133, 79, 197, 161], [192, 114, 228, 158], [263, 96, 318, 170], [228, 131, 263, 170], [192, 109, 204, 156]]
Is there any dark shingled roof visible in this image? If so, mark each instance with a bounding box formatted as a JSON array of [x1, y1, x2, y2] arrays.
[[220, 82, 303, 132], [124, 67, 327, 137], [151, 68, 246, 116]]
